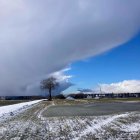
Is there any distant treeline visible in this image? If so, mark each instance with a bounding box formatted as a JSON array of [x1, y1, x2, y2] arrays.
[[67, 93, 140, 99], [0, 94, 66, 100], [0, 93, 140, 100]]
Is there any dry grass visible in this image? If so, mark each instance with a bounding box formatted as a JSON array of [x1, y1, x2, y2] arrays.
[[51, 98, 140, 106], [0, 100, 29, 106], [0, 97, 140, 107]]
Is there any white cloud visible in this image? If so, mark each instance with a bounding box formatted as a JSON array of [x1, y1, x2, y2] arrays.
[[99, 80, 140, 93], [49, 68, 73, 82], [0, 0, 140, 95], [23, 68, 73, 96]]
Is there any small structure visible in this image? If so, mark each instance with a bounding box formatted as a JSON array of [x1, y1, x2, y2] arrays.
[[87, 95, 92, 99], [0, 96, 5, 100], [66, 96, 75, 100]]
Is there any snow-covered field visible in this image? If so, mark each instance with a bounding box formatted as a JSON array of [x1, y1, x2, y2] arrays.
[[0, 101, 140, 140]]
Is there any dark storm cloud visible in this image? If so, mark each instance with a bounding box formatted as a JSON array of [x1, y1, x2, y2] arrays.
[[0, 0, 140, 95]]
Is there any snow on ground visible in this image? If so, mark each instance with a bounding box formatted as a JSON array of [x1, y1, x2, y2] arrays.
[[74, 113, 129, 139], [0, 101, 140, 140], [44, 112, 140, 140], [38, 101, 55, 121], [0, 100, 43, 122]]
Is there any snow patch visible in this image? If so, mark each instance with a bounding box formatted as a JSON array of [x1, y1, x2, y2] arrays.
[[38, 101, 55, 121], [74, 113, 129, 140], [121, 122, 140, 132], [0, 100, 43, 121]]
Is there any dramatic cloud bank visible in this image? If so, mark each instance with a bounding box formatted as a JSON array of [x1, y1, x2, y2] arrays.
[[99, 80, 140, 93], [25, 68, 73, 96], [0, 0, 140, 95]]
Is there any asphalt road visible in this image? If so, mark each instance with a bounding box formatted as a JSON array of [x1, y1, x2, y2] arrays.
[[43, 102, 140, 117]]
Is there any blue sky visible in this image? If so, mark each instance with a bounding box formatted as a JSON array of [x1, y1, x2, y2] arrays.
[[65, 32, 140, 93]]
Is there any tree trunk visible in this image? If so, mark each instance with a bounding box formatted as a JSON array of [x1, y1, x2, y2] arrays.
[[49, 88, 52, 101]]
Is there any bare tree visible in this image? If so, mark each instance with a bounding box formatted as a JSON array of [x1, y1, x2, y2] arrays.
[[40, 77, 58, 101]]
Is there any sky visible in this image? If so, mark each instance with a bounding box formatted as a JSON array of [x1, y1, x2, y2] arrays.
[[65, 32, 140, 94], [0, 0, 140, 96]]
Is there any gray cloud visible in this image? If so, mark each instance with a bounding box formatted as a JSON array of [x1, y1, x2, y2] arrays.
[[23, 69, 73, 96], [77, 88, 93, 93], [0, 0, 140, 96]]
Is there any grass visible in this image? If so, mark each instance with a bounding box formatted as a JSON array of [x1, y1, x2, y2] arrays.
[[53, 98, 140, 105], [0, 97, 140, 107], [0, 100, 31, 106], [80, 98, 140, 103]]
